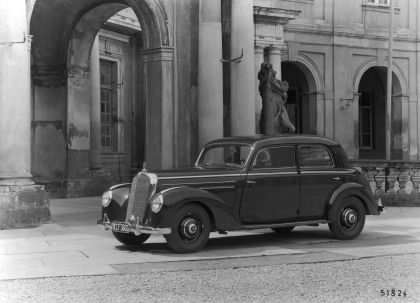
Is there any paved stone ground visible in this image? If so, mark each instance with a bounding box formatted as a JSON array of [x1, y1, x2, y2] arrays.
[[0, 198, 419, 282]]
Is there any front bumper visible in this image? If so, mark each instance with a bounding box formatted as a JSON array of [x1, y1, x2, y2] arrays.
[[97, 213, 171, 235]]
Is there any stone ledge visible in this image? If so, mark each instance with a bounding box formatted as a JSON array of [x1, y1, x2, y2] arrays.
[[0, 184, 51, 229], [376, 193, 420, 207]]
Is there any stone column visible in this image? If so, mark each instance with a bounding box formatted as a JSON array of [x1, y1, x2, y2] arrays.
[[254, 45, 265, 133], [198, 0, 223, 148], [90, 36, 101, 170], [230, 0, 255, 135], [267, 47, 282, 79], [0, 0, 50, 228]]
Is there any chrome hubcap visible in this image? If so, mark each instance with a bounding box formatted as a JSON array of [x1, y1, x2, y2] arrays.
[[180, 217, 201, 241], [341, 208, 358, 228]]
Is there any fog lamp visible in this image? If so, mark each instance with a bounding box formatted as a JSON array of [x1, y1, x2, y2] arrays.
[[150, 194, 164, 213], [101, 190, 112, 207]]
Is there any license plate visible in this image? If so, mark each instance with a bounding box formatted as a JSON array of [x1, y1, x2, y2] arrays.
[[111, 222, 130, 233]]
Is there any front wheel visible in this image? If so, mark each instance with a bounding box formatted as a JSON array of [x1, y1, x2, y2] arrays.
[[328, 197, 366, 240], [112, 231, 150, 246], [164, 204, 211, 253]]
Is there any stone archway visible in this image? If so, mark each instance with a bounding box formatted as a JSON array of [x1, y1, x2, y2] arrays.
[[29, 0, 173, 197], [281, 59, 322, 135], [356, 65, 405, 160]]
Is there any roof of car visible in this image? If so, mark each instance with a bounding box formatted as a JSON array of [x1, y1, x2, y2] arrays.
[[205, 134, 340, 148]]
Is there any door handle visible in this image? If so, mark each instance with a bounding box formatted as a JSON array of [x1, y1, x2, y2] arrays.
[[332, 177, 341, 181], [246, 180, 257, 184]]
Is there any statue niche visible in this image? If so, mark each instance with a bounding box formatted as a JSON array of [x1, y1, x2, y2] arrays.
[[258, 63, 296, 135]]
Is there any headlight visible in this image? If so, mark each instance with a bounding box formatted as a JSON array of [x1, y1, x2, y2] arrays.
[[150, 194, 163, 213], [101, 190, 112, 207]]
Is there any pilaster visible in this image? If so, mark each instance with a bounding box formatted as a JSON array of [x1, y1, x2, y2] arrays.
[[198, 0, 223, 148], [141, 47, 174, 169], [0, 0, 50, 228], [90, 36, 101, 170], [230, 0, 255, 136]]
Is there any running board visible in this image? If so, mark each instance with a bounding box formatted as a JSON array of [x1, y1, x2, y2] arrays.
[[230, 220, 330, 231]]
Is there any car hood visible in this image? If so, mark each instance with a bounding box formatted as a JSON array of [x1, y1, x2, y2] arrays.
[[155, 166, 242, 178], [152, 166, 244, 190]]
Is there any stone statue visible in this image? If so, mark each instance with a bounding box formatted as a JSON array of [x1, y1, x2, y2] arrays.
[[258, 62, 296, 135]]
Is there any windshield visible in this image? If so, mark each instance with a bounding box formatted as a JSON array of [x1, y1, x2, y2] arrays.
[[196, 144, 252, 169]]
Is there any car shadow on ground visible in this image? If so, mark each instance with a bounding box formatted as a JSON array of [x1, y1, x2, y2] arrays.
[[113, 228, 420, 256]]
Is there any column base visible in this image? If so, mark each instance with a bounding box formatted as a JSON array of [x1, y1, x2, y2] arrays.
[[0, 183, 51, 229]]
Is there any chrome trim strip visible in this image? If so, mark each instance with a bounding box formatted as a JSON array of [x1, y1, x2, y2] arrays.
[[136, 225, 171, 235], [234, 220, 330, 231], [158, 174, 244, 180], [300, 169, 355, 175], [159, 186, 187, 194], [247, 171, 298, 177], [198, 186, 236, 190]]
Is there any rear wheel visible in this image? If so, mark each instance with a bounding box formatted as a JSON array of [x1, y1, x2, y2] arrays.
[[164, 204, 211, 253], [271, 226, 295, 233], [328, 197, 366, 240], [112, 231, 150, 246]]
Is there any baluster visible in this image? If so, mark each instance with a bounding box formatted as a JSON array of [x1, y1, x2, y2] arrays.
[[397, 168, 411, 194], [374, 168, 386, 194], [410, 168, 420, 194], [362, 167, 377, 194], [387, 168, 400, 194]]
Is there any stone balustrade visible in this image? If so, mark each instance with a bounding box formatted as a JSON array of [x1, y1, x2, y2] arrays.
[[351, 160, 420, 206]]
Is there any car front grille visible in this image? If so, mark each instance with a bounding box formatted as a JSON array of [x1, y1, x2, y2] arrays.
[[126, 172, 156, 222]]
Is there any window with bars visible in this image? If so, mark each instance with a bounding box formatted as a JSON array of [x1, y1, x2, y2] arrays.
[[359, 91, 374, 149], [100, 59, 118, 152]]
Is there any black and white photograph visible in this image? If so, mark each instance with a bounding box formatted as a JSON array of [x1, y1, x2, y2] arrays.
[[0, 0, 419, 302]]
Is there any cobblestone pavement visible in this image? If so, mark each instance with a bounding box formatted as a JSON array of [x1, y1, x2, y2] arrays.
[[1, 253, 419, 303], [0, 198, 420, 302]]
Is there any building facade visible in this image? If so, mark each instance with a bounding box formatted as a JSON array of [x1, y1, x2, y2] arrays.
[[1, 0, 420, 226]]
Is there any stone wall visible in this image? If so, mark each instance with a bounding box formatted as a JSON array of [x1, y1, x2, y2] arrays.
[[0, 184, 50, 229]]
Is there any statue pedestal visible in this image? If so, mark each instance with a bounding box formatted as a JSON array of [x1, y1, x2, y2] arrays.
[[0, 179, 50, 229]]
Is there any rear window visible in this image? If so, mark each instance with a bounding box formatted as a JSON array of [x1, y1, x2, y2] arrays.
[[298, 145, 334, 167]]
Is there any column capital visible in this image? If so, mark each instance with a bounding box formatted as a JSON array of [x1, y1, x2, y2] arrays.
[[254, 44, 265, 53], [266, 46, 282, 55]]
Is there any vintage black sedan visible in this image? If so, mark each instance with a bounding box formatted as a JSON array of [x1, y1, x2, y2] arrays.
[[98, 135, 383, 253]]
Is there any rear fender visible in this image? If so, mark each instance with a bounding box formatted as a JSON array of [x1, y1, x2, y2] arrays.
[[327, 183, 379, 216]]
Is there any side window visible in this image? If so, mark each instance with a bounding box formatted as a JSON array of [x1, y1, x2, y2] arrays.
[[298, 145, 333, 167], [253, 146, 295, 169]]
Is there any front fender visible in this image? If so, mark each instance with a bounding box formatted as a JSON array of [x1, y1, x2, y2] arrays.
[[101, 184, 130, 222], [146, 187, 241, 230], [327, 183, 379, 215]]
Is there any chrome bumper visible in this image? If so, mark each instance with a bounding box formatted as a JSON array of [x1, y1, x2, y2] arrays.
[[98, 213, 171, 235]]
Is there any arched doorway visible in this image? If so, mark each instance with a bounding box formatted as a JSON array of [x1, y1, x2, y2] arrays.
[[281, 61, 318, 135], [29, 0, 172, 197], [357, 66, 403, 160]]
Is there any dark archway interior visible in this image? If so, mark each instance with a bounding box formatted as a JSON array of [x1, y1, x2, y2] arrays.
[[358, 66, 402, 160], [281, 61, 310, 134]]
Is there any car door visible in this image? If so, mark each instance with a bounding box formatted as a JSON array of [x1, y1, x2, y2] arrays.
[[298, 144, 342, 220], [239, 145, 299, 223]]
